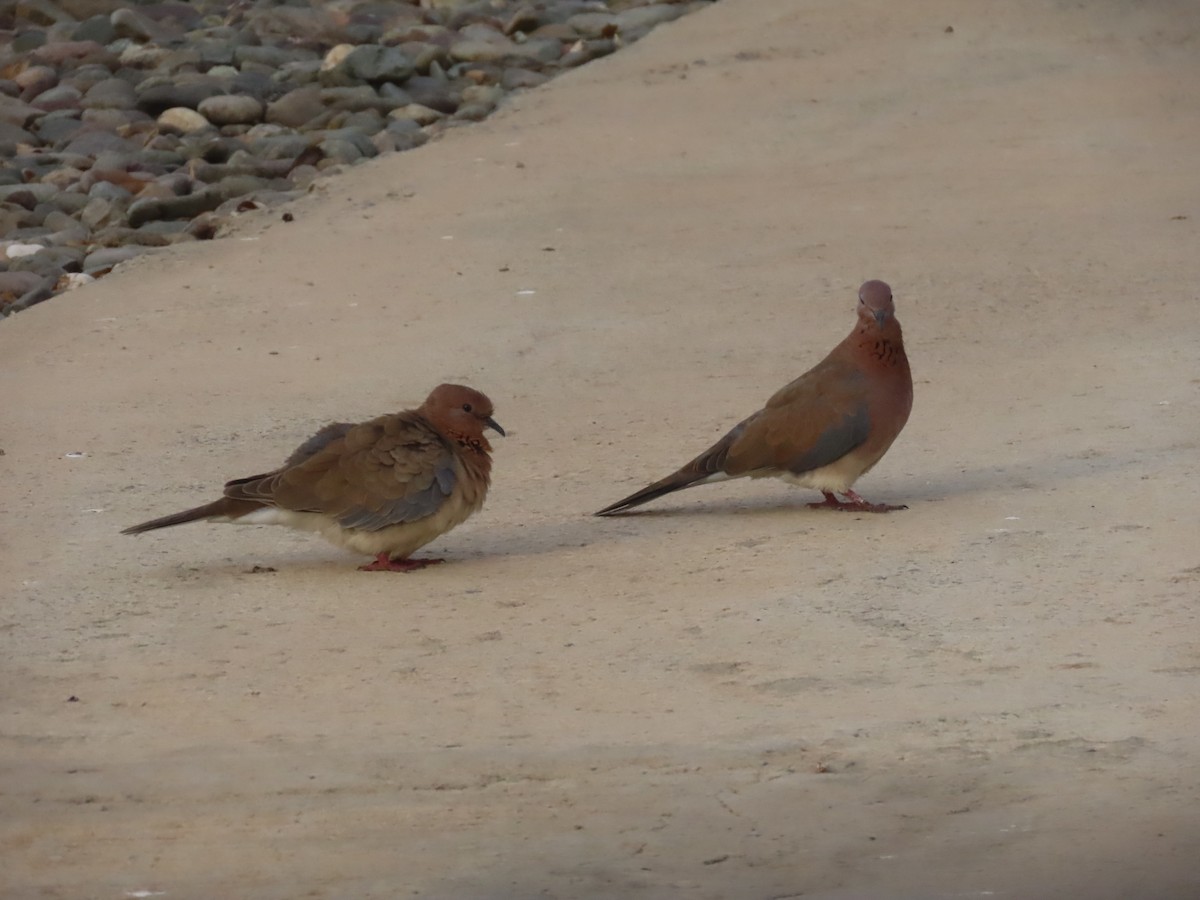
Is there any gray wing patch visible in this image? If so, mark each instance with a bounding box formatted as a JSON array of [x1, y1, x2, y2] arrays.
[[787, 405, 869, 474], [283, 422, 355, 467], [336, 462, 458, 532]]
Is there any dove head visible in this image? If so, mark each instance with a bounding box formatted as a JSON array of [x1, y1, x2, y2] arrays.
[[421, 384, 505, 449], [856, 280, 896, 328]]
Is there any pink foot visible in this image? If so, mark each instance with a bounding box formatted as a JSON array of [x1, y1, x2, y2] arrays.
[[358, 553, 446, 572], [807, 490, 907, 513]]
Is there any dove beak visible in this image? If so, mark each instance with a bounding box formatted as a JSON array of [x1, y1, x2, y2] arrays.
[[484, 417, 505, 437], [872, 308, 889, 326]]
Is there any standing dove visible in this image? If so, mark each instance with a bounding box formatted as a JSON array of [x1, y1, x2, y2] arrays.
[[595, 280, 912, 516], [123, 384, 504, 571]]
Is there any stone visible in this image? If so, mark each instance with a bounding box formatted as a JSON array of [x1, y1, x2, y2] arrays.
[[233, 44, 312, 70], [318, 85, 389, 113], [135, 80, 224, 115], [83, 244, 147, 273], [615, 4, 686, 35], [71, 13, 117, 44], [110, 7, 162, 42], [0, 121, 38, 146], [30, 39, 109, 66], [398, 41, 449, 74], [501, 67, 550, 90], [450, 38, 524, 64], [0, 271, 47, 301], [78, 195, 123, 229], [81, 77, 137, 109], [389, 103, 444, 126], [403, 75, 458, 114], [197, 94, 263, 126], [335, 45, 415, 85], [87, 179, 133, 203], [266, 85, 324, 128], [14, 65, 59, 96], [30, 82, 83, 112], [157, 106, 211, 134], [567, 11, 617, 37], [0, 183, 59, 204], [0, 95, 43, 128]]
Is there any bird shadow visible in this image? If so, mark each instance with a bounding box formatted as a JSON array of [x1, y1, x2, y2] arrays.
[[584, 444, 1165, 522], [157, 446, 1166, 577]]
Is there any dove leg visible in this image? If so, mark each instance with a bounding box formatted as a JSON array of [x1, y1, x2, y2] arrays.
[[358, 553, 446, 572], [807, 490, 907, 513]]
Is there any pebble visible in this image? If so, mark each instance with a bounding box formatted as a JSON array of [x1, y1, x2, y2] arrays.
[[0, 0, 714, 316]]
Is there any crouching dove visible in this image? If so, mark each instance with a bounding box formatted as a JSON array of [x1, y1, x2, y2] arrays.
[[595, 280, 912, 515], [124, 384, 503, 571]]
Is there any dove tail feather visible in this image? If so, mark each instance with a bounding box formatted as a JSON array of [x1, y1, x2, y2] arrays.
[[594, 469, 718, 516], [595, 421, 745, 516], [121, 498, 262, 534]]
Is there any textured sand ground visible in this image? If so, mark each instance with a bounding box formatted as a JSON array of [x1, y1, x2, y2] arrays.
[[3, 1, 1199, 897]]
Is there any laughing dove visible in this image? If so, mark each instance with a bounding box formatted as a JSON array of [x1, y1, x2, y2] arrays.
[[123, 384, 504, 571], [595, 280, 912, 516]]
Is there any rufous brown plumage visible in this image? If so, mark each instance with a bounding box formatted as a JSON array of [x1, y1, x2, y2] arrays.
[[595, 280, 912, 515], [123, 384, 503, 571]]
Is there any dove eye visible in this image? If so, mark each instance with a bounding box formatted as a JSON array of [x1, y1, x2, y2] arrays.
[[461, 403, 473, 413]]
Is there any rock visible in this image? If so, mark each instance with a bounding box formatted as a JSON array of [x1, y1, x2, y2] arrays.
[[377, 82, 414, 105], [462, 82, 503, 107], [450, 38, 524, 64], [71, 13, 117, 44], [157, 106, 211, 134], [135, 80, 224, 115], [78, 195, 123, 229], [335, 45, 415, 85], [562, 38, 616, 68], [2, 242, 45, 260], [0, 121, 39, 146], [567, 11, 617, 38], [110, 7, 162, 42], [14, 65, 59, 96], [398, 41, 449, 74], [33, 112, 83, 144], [511, 38, 562, 64], [233, 44, 313, 70], [83, 244, 147, 273], [454, 101, 494, 121], [126, 186, 226, 226], [116, 43, 169, 69], [0, 95, 43, 128], [318, 85, 391, 114], [317, 138, 364, 166], [15, 0, 76, 27], [29, 82, 83, 112], [0, 183, 59, 204], [403, 75, 458, 114], [81, 77, 137, 109], [615, 3, 686, 36], [244, 131, 311, 161], [0, 273, 56, 314], [504, 4, 542, 36], [1, 0, 710, 316], [501, 66, 550, 90], [335, 108, 385, 134], [0, 270, 48, 301], [375, 127, 427, 153], [197, 94, 263, 126], [389, 103, 445, 126], [31, 40, 110, 67], [266, 85, 324, 128], [57, 271, 96, 291], [86, 180, 133, 203], [11, 31, 49, 53]]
